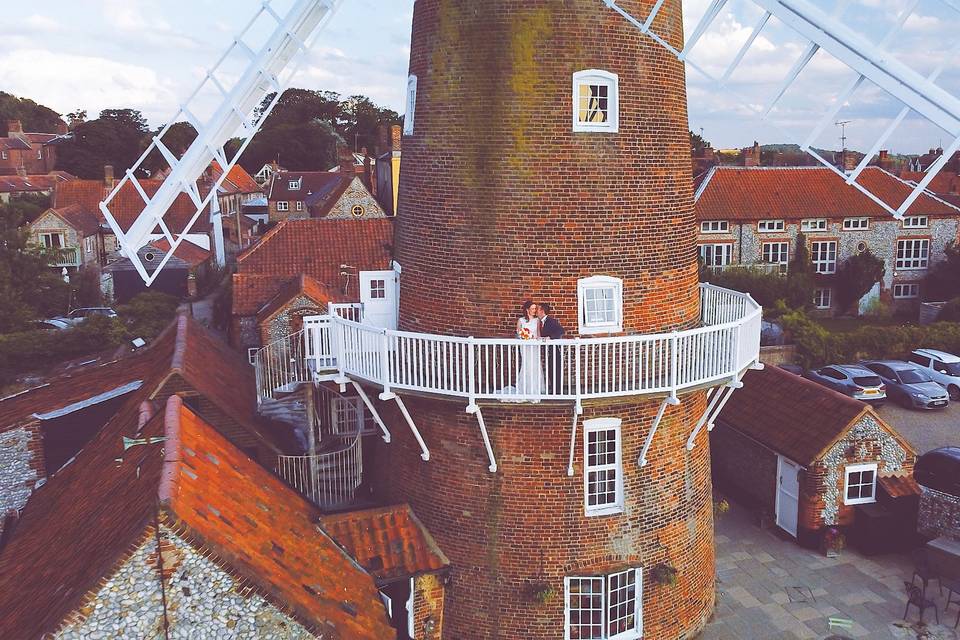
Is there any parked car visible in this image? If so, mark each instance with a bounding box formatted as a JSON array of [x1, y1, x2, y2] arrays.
[[67, 307, 117, 320], [860, 360, 949, 410], [803, 364, 887, 405], [778, 364, 804, 375], [908, 348, 960, 401], [32, 319, 73, 331], [914, 447, 960, 497]]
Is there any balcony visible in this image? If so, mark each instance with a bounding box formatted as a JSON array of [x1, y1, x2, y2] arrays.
[[708, 263, 786, 276], [254, 284, 762, 408], [43, 247, 81, 268]]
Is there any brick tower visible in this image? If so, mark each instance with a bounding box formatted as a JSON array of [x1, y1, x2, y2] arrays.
[[378, 1, 716, 638]]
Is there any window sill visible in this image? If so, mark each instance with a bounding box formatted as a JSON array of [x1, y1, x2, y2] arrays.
[[585, 505, 624, 518], [843, 497, 876, 506], [579, 325, 623, 336], [572, 125, 619, 134]]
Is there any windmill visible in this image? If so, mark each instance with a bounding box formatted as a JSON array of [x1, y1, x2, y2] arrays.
[[102, 0, 960, 287]]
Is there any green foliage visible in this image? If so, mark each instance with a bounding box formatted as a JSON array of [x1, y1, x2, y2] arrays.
[[117, 292, 180, 340], [835, 249, 885, 313], [2, 193, 50, 225], [71, 268, 104, 308], [0, 203, 70, 332], [55, 108, 149, 179], [780, 308, 960, 368], [704, 269, 795, 310], [923, 241, 960, 302], [0, 316, 126, 386], [0, 92, 63, 135], [650, 563, 679, 587], [940, 298, 960, 322], [244, 120, 344, 173], [143, 121, 198, 174]]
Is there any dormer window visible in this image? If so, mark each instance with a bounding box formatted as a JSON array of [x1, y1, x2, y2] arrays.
[[403, 75, 417, 135], [289, 179, 301, 191], [573, 70, 619, 133], [578, 276, 623, 334]]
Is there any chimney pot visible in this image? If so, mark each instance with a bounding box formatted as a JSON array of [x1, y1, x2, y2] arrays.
[[6, 120, 22, 135], [390, 125, 402, 153], [104, 165, 115, 189]]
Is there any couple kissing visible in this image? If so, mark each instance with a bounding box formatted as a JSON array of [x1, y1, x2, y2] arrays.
[[515, 301, 564, 342]]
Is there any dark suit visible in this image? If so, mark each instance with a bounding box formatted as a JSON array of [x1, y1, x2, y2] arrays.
[[541, 316, 565, 393]]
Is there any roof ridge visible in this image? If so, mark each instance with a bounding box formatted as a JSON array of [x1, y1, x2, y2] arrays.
[[158, 395, 184, 505], [237, 219, 291, 263], [170, 314, 190, 372]]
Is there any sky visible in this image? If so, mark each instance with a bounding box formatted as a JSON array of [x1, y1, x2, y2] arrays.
[[1, 0, 957, 155]]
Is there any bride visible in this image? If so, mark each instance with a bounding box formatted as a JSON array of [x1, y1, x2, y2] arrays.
[[512, 301, 545, 400]]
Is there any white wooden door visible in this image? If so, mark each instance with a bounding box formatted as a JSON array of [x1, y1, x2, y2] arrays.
[[776, 455, 800, 538], [360, 270, 398, 330]]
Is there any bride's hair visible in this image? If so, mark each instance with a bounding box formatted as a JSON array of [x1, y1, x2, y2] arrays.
[[521, 300, 535, 318]]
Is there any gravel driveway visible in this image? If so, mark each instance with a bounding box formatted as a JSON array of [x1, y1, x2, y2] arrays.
[[876, 400, 959, 455]]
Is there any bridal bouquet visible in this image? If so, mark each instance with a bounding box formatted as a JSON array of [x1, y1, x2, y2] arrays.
[[519, 327, 533, 340]]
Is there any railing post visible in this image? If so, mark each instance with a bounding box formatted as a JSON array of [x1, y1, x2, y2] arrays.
[[380, 328, 391, 397], [334, 318, 348, 389], [467, 337, 477, 412], [574, 337, 583, 415], [669, 330, 679, 403]]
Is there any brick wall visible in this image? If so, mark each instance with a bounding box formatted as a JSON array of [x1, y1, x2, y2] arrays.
[[412, 573, 445, 640], [919, 487, 960, 539], [371, 393, 715, 640]]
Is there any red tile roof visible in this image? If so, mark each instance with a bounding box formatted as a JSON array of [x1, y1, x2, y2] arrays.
[[213, 161, 262, 194], [717, 366, 906, 465], [878, 473, 922, 499], [257, 274, 336, 324], [53, 179, 211, 235], [696, 166, 960, 221], [0, 172, 75, 194], [899, 170, 959, 195], [150, 238, 212, 268], [46, 204, 101, 237], [0, 395, 393, 639], [233, 218, 393, 316], [322, 504, 449, 584]]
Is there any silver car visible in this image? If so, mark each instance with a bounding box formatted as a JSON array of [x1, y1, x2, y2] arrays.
[[860, 360, 949, 410]]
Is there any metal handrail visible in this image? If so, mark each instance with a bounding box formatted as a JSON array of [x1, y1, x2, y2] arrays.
[[255, 284, 762, 405]]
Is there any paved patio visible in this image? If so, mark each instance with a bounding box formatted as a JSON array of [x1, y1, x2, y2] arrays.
[[700, 498, 960, 640]]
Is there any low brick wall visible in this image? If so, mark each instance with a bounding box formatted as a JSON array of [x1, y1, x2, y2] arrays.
[[919, 487, 960, 539], [759, 345, 797, 368]]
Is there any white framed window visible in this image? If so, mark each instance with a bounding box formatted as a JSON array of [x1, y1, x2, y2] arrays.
[[761, 242, 789, 267], [813, 288, 832, 309], [811, 241, 837, 274], [1, 150, 7, 160], [247, 347, 259, 366], [583, 418, 624, 517], [844, 463, 878, 505], [295, 201, 303, 212], [842, 217, 870, 231], [801, 218, 827, 232], [39, 232, 64, 249], [896, 238, 929, 270], [700, 220, 728, 234], [577, 276, 623, 335], [573, 70, 619, 133], [404, 75, 417, 135], [370, 278, 387, 300], [288, 179, 301, 191], [757, 220, 785, 233], [276, 201, 290, 212], [902, 216, 928, 229], [893, 283, 920, 299], [565, 568, 642, 640], [699, 243, 732, 268], [37, 149, 43, 160]]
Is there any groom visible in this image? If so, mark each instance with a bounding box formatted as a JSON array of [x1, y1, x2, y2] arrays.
[[537, 303, 565, 393]]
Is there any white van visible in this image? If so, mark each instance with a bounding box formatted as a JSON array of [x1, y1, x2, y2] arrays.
[[909, 349, 960, 401]]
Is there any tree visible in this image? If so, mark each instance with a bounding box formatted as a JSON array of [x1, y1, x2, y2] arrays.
[[923, 241, 960, 301], [256, 88, 341, 128], [690, 130, 710, 153], [785, 232, 815, 309], [243, 119, 344, 172], [0, 203, 70, 332], [55, 109, 150, 179], [835, 249, 886, 314], [340, 95, 401, 153], [0, 92, 63, 135], [143, 121, 198, 174]]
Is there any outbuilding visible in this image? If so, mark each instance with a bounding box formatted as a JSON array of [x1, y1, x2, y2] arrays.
[[711, 365, 917, 547]]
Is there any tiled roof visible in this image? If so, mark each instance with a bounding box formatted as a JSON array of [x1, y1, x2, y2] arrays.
[[717, 366, 876, 465], [0, 172, 75, 194], [213, 161, 262, 194], [0, 326, 176, 432], [47, 204, 101, 237], [150, 238, 212, 268], [322, 504, 450, 584], [899, 170, 959, 195], [233, 218, 393, 317], [257, 274, 336, 324], [696, 166, 960, 221], [878, 473, 922, 499], [268, 171, 345, 203], [53, 180, 212, 235], [0, 395, 393, 639]]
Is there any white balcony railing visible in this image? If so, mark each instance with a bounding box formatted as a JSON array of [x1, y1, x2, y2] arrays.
[[276, 433, 363, 510], [43, 247, 82, 267], [255, 284, 762, 406]]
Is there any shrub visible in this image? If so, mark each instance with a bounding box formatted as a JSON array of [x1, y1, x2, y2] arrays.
[[117, 291, 180, 339], [940, 298, 960, 323], [835, 249, 885, 314]]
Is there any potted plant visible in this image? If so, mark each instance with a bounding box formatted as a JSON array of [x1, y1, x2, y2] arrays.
[[524, 581, 557, 605], [821, 527, 846, 558], [650, 563, 678, 588], [713, 498, 730, 517]]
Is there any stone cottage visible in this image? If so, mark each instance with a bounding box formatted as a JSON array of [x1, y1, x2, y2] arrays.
[[711, 365, 917, 547], [28, 204, 104, 271]]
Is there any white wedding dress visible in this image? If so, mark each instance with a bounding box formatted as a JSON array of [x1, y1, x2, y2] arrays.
[[513, 317, 545, 400]]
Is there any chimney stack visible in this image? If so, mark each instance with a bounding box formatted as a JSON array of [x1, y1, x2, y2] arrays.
[[841, 150, 858, 172], [338, 146, 356, 176], [743, 141, 761, 167], [55, 121, 69, 136], [6, 120, 23, 136], [390, 125, 402, 153], [104, 165, 115, 189], [16, 167, 27, 178]]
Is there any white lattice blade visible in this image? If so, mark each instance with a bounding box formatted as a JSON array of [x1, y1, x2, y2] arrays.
[[101, 0, 344, 260]]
